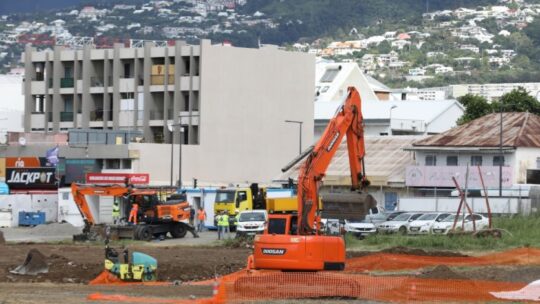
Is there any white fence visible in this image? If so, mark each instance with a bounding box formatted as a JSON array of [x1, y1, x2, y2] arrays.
[[398, 197, 531, 215]]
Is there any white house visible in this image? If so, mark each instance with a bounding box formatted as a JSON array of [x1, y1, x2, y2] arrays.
[[406, 112, 540, 188]]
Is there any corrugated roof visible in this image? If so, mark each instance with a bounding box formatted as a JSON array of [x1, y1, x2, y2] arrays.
[[275, 136, 419, 186], [413, 112, 540, 148]]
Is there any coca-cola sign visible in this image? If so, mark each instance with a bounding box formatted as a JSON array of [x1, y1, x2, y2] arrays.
[[86, 173, 150, 185]]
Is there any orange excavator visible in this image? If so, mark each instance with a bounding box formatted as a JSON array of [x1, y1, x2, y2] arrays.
[[71, 183, 198, 241], [252, 86, 376, 271]]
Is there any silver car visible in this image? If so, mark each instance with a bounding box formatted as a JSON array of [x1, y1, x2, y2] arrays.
[[377, 212, 424, 235]]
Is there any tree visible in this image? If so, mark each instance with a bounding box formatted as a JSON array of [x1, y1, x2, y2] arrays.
[[457, 94, 492, 125], [493, 87, 540, 115]]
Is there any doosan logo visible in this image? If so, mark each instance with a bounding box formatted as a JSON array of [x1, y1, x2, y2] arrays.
[[262, 248, 286, 255]]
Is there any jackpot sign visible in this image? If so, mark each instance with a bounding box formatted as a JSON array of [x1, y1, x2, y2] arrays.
[[6, 168, 57, 189]]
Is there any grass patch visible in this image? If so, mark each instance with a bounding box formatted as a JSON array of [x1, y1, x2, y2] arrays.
[[346, 214, 540, 252]]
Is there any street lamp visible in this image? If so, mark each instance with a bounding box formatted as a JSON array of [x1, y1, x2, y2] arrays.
[[389, 105, 397, 136], [169, 113, 199, 189], [285, 120, 303, 155], [167, 122, 183, 188]]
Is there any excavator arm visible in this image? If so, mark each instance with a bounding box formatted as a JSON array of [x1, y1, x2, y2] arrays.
[[71, 183, 130, 232], [297, 87, 369, 235]]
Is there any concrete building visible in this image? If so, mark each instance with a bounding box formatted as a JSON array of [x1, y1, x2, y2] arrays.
[[420, 83, 540, 101], [21, 40, 315, 184], [0, 74, 24, 132]]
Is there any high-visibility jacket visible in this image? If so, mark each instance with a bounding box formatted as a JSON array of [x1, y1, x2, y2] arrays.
[[112, 203, 120, 217], [235, 213, 240, 223], [219, 214, 230, 227], [197, 210, 206, 221]]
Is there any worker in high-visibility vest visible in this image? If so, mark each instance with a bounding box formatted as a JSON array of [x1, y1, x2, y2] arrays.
[[128, 204, 139, 225], [197, 207, 207, 232], [218, 212, 230, 240], [112, 199, 120, 224]]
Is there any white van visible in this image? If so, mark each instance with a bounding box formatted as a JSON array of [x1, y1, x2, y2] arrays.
[[236, 210, 268, 237]]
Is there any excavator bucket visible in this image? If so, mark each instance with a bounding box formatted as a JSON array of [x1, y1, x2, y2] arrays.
[[10, 249, 49, 275], [321, 192, 377, 220]]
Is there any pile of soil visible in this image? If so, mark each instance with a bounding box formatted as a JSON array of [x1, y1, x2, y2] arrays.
[[0, 243, 250, 284], [381, 246, 468, 257], [418, 265, 468, 280], [459, 266, 540, 283], [29, 223, 82, 236]]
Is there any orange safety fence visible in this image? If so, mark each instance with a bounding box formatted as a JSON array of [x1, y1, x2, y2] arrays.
[[346, 247, 540, 272], [214, 271, 527, 303], [88, 247, 540, 303]]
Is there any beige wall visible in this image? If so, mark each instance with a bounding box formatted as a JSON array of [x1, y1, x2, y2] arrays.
[[131, 44, 315, 185]]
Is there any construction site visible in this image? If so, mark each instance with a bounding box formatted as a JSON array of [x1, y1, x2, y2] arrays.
[[0, 86, 539, 303]]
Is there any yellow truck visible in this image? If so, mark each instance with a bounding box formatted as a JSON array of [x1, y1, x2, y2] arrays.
[[213, 184, 297, 229]]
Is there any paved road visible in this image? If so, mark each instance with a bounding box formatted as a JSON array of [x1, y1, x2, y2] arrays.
[[1, 225, 233, 246]]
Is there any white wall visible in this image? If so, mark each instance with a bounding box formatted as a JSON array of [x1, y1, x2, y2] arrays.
[[0, 194, 58, 226], [426, 103, 462, 134], [514, 147, 540, 183], [399, 197, 530, 214]]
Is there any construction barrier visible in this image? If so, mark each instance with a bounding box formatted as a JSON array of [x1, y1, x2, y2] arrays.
[[88, 247, 540, 303], [214, 271, 526, 303]]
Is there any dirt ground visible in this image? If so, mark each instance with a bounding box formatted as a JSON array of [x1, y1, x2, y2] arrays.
[[0, 243, 251, 284], [1, 242, 539, 303]]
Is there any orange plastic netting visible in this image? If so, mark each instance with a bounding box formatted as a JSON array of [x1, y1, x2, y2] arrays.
[[87, 247, 540, 303], [214, 271, 527, 303]]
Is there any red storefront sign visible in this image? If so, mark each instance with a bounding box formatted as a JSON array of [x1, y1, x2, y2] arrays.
[[86, 173, 150, 185]]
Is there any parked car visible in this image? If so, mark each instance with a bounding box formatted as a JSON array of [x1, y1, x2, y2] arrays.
[[385, 211, 407, 221], [432, 213, 489, 235], [377, 212, 424, 234], [235, 210, 267, 237], [364, 206, 387, 223], [408, 212, 451, 235], [345, 219, 377, 239]]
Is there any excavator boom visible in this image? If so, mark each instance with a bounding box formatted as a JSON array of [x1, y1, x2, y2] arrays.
[[253, 87, 376, 271]]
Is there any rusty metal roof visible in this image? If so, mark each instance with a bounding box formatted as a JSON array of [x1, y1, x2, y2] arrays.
[[412, 112, 540, 148], [275, 136, 419, 186]]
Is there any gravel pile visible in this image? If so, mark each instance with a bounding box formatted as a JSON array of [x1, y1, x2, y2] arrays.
[[29, 223, 82, 236]]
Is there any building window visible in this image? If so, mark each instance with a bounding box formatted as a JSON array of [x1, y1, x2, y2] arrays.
[[122, 159, 131, 169], [425, 155, 437, 166], [493, 156, 505, 166], [471, 155, 483, 166], [537, 157, 540, 169], [106, 159, 120, 169], [446, 156, 458, 166], [320, 69, 339, 83]]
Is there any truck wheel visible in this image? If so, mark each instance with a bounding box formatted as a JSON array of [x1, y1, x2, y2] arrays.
[[138, 225, 153, 241], [170, 223, 188, 238], [133, 226, 141, 240]]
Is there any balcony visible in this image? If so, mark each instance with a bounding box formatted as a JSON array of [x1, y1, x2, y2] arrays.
[[60, 78, 74, 88], [60, 111, 74, 122], [149, 110, 164, 120], [90, 77, 105, 87], [90, 110, 104, 121]]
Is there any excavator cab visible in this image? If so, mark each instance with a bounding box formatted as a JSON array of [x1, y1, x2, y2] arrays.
[[266, 214, 298, 235]]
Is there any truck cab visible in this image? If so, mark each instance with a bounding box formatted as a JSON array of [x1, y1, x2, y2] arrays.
[[214, 184, 266, 227]]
